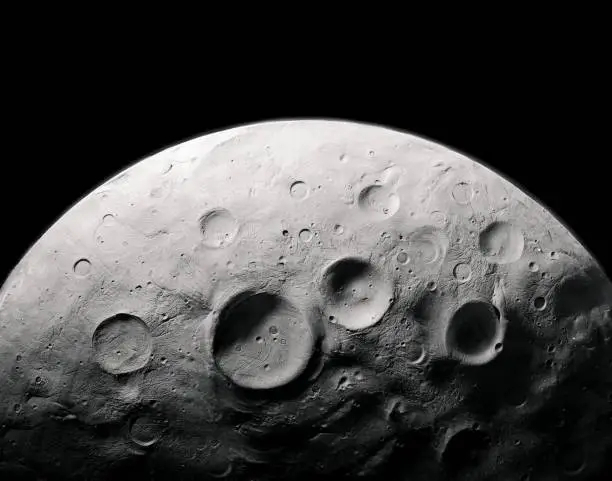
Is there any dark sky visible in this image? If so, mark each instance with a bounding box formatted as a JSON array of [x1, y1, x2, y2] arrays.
[[2, 86, 608, 283]]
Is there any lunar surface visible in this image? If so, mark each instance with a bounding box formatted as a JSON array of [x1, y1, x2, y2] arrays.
[[1, 119, 611, 481]]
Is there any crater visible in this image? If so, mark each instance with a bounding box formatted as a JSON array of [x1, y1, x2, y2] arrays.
[[553, 272, 605, 319], [199, 208, 239, 248], [396, 251, 410, 265], [558, 443, 586, 475], [453, 262, 472, 283], [129, 414, 165, 447], [446, 300, 503, 364], [320, 257, 393, 330], [441, 427, 491, 476], [212, 292, 315, 390], [404, 226, 449, 267], [533, 296, 547, 311], [357, 184, 400, 218], [404, 342, 426, 365], [92, 314, 153, 375], [299, 228, 313, 243], [290, 181, 309, 200], [479, 221, 524, 264], [451, 181, 474, 205], [73, 258, 92, 277]]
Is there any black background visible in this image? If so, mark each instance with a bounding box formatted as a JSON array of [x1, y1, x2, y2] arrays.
[[1, 85, 608, 284]]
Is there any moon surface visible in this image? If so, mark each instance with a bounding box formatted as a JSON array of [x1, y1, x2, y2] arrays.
[[1, 119, 611, 481]]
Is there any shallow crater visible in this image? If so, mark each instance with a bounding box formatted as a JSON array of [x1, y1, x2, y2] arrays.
[[479, 221, 524, 264], [92, 313, 153, 375], [320, 257, 393, 331], [357, 184, 400, 219], [199, 208, 239, 248]]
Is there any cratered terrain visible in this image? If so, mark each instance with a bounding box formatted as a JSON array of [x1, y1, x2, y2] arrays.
[[0, 119, 611, 481]]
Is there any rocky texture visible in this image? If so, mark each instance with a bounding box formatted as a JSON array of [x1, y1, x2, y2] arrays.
[[0, 119, 611, 480]]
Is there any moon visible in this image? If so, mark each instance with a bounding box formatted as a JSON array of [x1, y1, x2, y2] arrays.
[[0, 119, 611, 481]]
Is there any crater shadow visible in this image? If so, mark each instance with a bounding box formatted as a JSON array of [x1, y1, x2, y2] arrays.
[[441, 428, 491, 478], [458, 306, 537, 420]]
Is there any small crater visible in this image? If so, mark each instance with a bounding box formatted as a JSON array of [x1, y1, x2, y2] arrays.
[[73, 258, 92, 277], [357, 184, 400, 218], [333, 224, 345, 235], [102, 214, 115, 224], [396, 251, 409, 265], [451, 181, 474, 205], [528, 261, 539, 272], [92, 314, 153, 375], [321, 257, 393, 330], [130, 415, 165, 447], [479, 221, 524, 264], [212, 292, 315, 390], [405, 343, 426, 364], [453, 263, 472, 283], [533, 296, 547, 311], [199, 208, 239, 248], [299, 229, 313, 243], [558, 444, 585, 475], [289, 181, 309, 200]]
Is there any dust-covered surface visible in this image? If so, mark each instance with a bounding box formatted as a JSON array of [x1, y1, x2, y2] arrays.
[[0, 119, 611, 480]]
